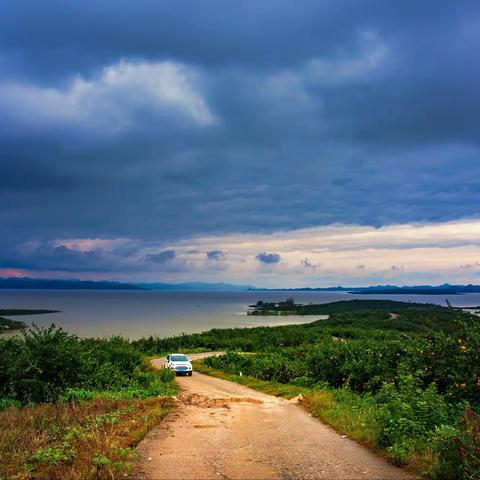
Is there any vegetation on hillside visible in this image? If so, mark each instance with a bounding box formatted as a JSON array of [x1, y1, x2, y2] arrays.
[[134, 300, 463, 354], [1, 299, 479, 479]]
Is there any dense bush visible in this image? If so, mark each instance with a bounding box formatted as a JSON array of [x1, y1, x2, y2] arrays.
[[401, 319, 480, 406], [207, 351, 304, 384], [374, 375, 450, 463], [455, 407, 480, 479], [0, 324, 173, 405], [0, 325, 83, 403]]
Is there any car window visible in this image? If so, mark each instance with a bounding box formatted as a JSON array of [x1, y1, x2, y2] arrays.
[[171, 355, 189, 362]]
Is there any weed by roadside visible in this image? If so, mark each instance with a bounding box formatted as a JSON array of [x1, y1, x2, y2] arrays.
[[0, 397, 172, 480]]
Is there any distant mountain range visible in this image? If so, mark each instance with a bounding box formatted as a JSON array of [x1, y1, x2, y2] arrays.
[[135, 282, 253, 291], [0, 277, 144, 290], [1, 278, 480, 294], [250, 284, 480, 295], [347, 284, 480, 295], [0, 278, 252, 291]]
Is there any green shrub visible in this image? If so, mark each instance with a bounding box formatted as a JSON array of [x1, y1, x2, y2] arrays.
[[0, 324, 82, 403], [455, 407, 480, 480], [31, 442, 76, 466], [0, 325, 176, 405], [374, 375, 449, 463]]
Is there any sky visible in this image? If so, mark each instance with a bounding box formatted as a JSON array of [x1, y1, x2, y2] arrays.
[[1, 0, 480, 287]]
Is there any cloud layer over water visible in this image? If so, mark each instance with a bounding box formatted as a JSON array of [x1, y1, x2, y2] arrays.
[[3, 220, 480, 287]]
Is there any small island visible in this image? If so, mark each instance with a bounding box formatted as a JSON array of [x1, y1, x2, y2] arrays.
[[0, 309, 60, 332]]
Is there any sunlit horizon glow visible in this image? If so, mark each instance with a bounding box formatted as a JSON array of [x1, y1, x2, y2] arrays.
[[2, 219, 480, 288]]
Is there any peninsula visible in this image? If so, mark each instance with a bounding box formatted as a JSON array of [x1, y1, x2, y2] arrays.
[[0, 309, 60, 332]]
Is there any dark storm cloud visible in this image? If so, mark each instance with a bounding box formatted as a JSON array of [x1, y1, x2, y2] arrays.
[[0, 1, 454, 82], [256, 253, 281, 264], [0, 243, 112, 272], [1, 0, 480, 275]]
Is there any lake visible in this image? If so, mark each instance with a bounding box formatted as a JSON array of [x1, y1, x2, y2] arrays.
[[1, 289, 479, 340]]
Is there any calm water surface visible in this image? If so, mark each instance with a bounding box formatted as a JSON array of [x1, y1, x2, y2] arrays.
[[1, 290, 479, 340]]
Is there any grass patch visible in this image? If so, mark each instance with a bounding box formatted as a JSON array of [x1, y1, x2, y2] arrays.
[[305, 388, 379, 447], [0, 396, 172, 480]]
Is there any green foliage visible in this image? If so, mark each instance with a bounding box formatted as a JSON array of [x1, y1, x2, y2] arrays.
[[206, 352, 304, 383], [374, 376, 449, 462], [0, 325, 176, 405], [202, 310, 479, 406], [31, 442, 76, 466], [0, 324, 83, 403], [455, 407, 480, 480], [157, 367, 176, 383]]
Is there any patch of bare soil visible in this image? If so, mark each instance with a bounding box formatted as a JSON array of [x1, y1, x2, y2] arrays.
[[174, 393, 262, 408]]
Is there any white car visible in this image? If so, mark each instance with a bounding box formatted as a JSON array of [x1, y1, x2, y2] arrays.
[[165, 353, 193, 376]]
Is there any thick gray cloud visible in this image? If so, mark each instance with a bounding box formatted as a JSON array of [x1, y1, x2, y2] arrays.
[[1, 0, 479, 277]]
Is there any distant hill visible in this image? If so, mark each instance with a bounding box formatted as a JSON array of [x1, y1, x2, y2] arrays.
[[250, 284, 480, 295], [0, 278, 144, 290], [2, 278, 480, 294], [0, 278, 252, 291], [135, 282, 253, 291], [348, 284, 480, 295], [249, 286, 351, 291]]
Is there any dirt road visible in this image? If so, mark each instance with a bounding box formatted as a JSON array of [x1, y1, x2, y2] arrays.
[[134, 353, 417, 480]]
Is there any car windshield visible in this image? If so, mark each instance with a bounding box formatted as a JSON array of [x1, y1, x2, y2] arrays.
[[170, 355, 189, 362]]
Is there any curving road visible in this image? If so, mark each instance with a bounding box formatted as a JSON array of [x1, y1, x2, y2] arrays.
[[134, 353, 418, 480]]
